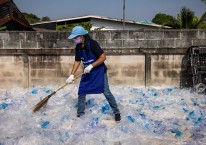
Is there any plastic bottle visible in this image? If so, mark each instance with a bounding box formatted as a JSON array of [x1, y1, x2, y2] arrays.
[[41, 121, 50, 128], [31, 89, 38, 94], [101, 104, 110, 114], [171, 129, 182, 137], [127, 116, 135, 123], [0, 103, 8, 109]]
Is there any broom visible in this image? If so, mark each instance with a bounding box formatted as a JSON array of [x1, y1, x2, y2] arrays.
[[32, 73, 83, 113]]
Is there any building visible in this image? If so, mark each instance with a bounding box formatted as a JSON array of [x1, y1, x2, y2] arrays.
[[31, 15, 171, 31], [0, 0, 33, 31]]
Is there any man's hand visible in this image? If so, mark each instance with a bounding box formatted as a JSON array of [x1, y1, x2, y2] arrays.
[[84, 64, 93, 74], [66, 75, 74, 84]]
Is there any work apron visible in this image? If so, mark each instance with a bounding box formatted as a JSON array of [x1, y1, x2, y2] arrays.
[[78, 41, 104, 95]]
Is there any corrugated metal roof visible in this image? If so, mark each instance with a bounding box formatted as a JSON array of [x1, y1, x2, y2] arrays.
[[31, 15, 171, 29], [0, 0, 33, 30]]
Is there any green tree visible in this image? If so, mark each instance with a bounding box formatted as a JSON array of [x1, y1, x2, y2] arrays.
[[94, 26, 105, 30], [177, 7, 195, 28], [202, 0, 206, 5], [153, 7, 206, 29], [56, 22, 92, 31], [23, 13, 51, 23], [67, 22, 92, 31], [0, 26, 7, 31], [23, 13, 41, 24], [41, 16, 51, 21], [152, 13, 176, 25], [174, 7, 206, 29]]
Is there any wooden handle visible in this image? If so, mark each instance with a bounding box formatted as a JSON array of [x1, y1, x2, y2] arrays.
[[55, 72, 84, 93], [74, 72, 84, 80]]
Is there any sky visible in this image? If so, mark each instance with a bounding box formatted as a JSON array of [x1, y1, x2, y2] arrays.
[[14, 0, 206, 22]]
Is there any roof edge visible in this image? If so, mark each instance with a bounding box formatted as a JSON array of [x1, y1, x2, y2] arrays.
[[31, 15, 171, 28]]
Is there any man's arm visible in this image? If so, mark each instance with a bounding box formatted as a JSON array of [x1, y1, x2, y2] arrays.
[[70, 61, 81, 75], [92, 53, 106, 67]]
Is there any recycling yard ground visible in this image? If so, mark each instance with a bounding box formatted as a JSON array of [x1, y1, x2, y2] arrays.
[[1, 85, 206, 145]]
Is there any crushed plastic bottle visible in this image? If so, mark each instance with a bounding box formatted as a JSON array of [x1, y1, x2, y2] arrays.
[[162, 87, 173, 94], [61, 115, 70, 121], [101, 104, 110, 114], [171, 129, 182, 137], [129, 99, 138, 104], [86, 98, 95, 107], [44, 89, 52, 94], [138, 113, 146, 119], [182, 108, 189, 113], [186, 110, 203, 126], [0, 103, 8, 109], [88, 117, 99, 128], [41, 121, 50, 128], [127, 116, 135, 123], [31, 89, 38, 94]]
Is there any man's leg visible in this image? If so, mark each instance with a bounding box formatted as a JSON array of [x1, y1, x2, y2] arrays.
[[103, 73, 121, 121], [77, 94, 86, 117]]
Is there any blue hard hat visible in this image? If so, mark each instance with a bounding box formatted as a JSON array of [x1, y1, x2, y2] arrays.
[[68, 26, 88, 39]]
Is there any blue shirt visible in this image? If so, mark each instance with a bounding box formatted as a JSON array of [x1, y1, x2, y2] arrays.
[[75, 38, 107, 73]]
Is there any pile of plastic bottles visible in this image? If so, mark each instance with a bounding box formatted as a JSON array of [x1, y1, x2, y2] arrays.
[[0, 85, 206, 145]]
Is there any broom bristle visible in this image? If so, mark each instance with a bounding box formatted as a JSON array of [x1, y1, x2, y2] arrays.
[[32, 95, 50, 113], [32, 74, 83, 113]]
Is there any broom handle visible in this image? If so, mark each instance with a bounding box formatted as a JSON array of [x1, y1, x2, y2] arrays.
[[51, 72, 84, 96]]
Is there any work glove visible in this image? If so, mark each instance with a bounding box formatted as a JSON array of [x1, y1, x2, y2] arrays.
[[84, 64, 93, 74], [66, 75, 74, 84]]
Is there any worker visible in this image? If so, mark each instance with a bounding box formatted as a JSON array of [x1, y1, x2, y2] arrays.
[[66, 26, 121, 121]]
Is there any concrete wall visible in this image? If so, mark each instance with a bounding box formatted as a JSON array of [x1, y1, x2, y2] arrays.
[[0, 30, 206, 88]]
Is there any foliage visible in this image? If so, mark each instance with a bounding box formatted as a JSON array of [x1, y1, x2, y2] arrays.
[[23, 12, 51, 24], [67, 22, 92, 31], [152, 13, 176, 26], [41, 16, 51, 21], [56, 25, 65, 31], [56, 22, 92, 31], [179, 7, 195, 28], [197, 12, 206, 29], [152, 7, 206, 29], [94, 26, 105, 30], [175, 7, 206, 29], [0, 26, 7, 31], [23, 13, 41, 24], [202, 0, 206, 5]]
